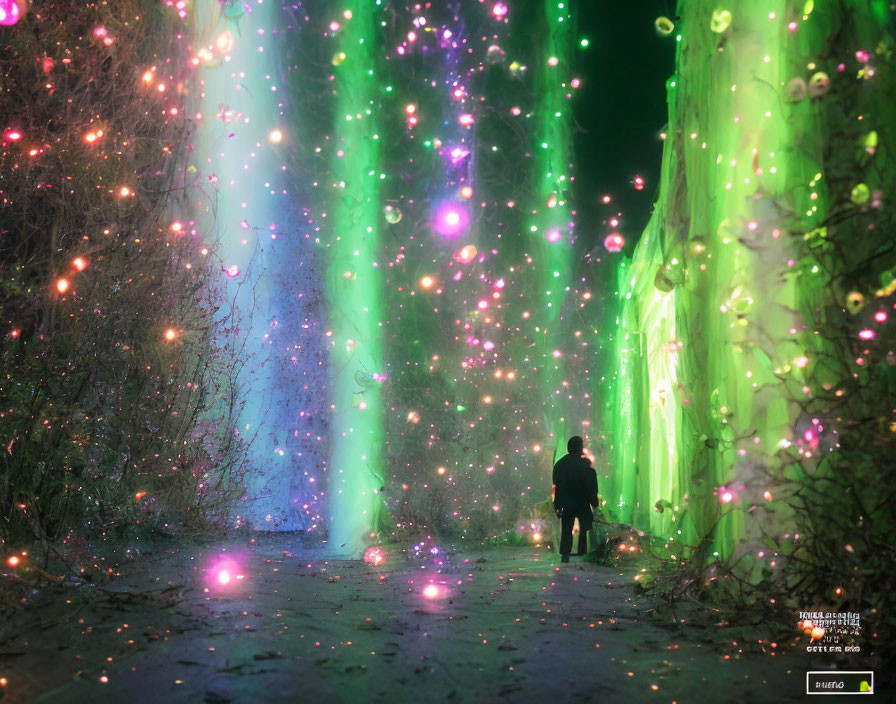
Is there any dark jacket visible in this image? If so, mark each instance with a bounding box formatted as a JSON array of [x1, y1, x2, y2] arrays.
[[552, 453, 598, 530]]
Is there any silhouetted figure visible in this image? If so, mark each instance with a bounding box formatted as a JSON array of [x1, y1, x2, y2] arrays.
[[552, 436, 599, 563]]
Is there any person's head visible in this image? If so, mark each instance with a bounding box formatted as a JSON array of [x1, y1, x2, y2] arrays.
[[567, 436, 584, 456]]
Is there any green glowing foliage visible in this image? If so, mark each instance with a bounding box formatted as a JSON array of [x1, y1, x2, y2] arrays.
[[535, 0, 576, 463], [609, 0, 896, 573], [326, 1, 387, 554]]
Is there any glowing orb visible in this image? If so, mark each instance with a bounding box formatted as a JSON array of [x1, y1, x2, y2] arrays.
[[633, 175, 644, 190], [269, 129, 283, 144], [56, 278, 70, 294], [422, 584, 440, 599], [808, 71, 830, 97], [454, 244, 477, 264], [720, 491, 734, 504], [7, 555, 20, 567], [532, 532, 542, 542], [810, 626, 825, 640], [224, 264, 241, 278], [215, 30, 235, 54], [0, 0, 24, 26], [433, 203, 469, 238], [793, 356, 809, 369], [655, 16, 674, 35], [460, 186, 473, 199], [486, 45, 505, 63], [448, 146, 470, 165], [492, 2, 508, 19], [209, 556, 240, 588], [858, 329, 875, 340], [72, 257, 88, 272], [850, 183, 869, 204], [164, 329, 177, 341], [331, 52, 346, 66], [363, 546, 385, 565], [458, 113, 474, 126], [419, 276, 434, 289], [710, 9, 732, 33], [119, 186, 131, 197], [546, 229, 562, 243], [603, 233, 625, 252], [3, 127, 21, 141], [845, 291, 865, 315], [384, 205, 402, 224]]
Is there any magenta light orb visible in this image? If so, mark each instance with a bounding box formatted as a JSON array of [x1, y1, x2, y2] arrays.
[[0, 0, 24, 26], [224, 264, 241, 278], [604, 232, 625, 252], [363, 546, 385, 565], [208, 555, 240, 589], [432, 203, 470, 238]]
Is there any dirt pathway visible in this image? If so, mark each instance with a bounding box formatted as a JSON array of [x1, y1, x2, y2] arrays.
[[0, 539, 811, 703]]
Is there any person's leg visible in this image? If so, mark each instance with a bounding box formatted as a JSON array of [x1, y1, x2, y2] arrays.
[[559, 511, 574, 561], [576, 527, 589, 556]]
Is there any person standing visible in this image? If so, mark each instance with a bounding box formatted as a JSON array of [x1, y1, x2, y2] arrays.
[[552, 436, 598, 563]]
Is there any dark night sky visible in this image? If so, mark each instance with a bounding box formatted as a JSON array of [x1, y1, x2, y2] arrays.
[[573, 0, 677, 248]]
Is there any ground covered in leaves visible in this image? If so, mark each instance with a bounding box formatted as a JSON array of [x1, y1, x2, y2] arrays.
[[1, 539, 814, 703]]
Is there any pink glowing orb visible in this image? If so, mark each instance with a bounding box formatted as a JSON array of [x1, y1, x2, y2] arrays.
[[454, 244, 478, 264], [224, 264, 241, 278], [422, 584, 440, 599], [492, 2, 508, 19], [0, 0, 23, 26], [858, 329, 875, 340], [363, 546, 385, 565], [448, 146, 470, 165], [209, 556, 240, 588], [433, 203, 470, 238], [546, 228, 562, 243], [604, 233, 625, 252]]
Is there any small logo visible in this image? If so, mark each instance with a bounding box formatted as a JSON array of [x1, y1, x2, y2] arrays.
[[806, 671, 873, 695]]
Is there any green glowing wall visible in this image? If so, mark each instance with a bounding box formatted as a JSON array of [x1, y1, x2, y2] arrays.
[[608, 0, 891, 561], [326, 2, 387, 554]]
